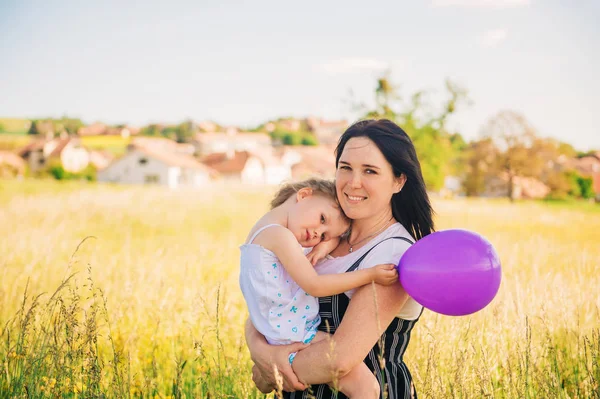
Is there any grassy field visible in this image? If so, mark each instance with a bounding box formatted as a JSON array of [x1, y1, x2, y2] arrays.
[[0, 180, 599, 398], [80, 135, 131, 156], [0, 133, 32, 152], [0, 118, 30, 135], [0, 130, 130, 156]]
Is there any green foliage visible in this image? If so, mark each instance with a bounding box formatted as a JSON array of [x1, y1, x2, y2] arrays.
[[270, 129, 317, 146], [576, 175, 594, 199], [140, 120, 197, 143], [140, 124, 162, 137], [301, 135, 318, 146], [545, 170, 594, 200], [462, 138, 497, 197], [27, 117, 84, 136], [356, 76, 470, 191], [48, 163, 96, 181], [545, 170, 578, 200], [0, 118, 30, 134]]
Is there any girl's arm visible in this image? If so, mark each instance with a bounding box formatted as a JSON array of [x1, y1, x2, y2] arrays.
[[306, 237, 340, 266], [261, 228, 397, 297]]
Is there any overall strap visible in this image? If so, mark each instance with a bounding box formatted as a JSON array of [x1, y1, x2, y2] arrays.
[[247, 224, 283, 244], [346, 236, 414, 273]]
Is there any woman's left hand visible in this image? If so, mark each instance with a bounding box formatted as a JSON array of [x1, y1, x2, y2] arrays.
[[251, 341, 310, 392], [252, 364, 274, 393]]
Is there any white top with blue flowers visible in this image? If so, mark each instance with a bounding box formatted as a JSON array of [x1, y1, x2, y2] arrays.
[[239, 224, 320, 345]]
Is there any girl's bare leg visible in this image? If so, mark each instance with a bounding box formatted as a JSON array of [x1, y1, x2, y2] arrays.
[[306, 332, 380, 399]]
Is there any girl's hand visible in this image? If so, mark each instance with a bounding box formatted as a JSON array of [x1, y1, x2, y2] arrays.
[[371, 264, 399, 286], [306, 244, 330, 266], [251, 341, 310, 392]]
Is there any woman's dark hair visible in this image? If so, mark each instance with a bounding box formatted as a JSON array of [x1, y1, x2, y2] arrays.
[[335, 119, 435, 240]]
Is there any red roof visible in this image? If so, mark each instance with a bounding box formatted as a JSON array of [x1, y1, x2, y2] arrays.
[[201, 151, 251, 173]]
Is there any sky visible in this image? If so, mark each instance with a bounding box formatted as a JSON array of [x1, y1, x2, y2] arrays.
[[1, 0, 599, 150]]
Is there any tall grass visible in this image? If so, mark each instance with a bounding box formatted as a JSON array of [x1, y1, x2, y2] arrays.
[[0, 180, 598, 398]]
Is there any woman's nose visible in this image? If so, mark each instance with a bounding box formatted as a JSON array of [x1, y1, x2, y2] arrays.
[[350, 173, 362, 188]]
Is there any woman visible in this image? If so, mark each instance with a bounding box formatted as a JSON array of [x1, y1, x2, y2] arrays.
[[245, 119, 435, 398]]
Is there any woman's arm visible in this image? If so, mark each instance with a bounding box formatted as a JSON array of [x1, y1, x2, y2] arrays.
[[290, 280, 409, 384]]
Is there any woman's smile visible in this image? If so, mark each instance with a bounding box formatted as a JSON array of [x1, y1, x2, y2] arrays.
[[344, 193, 367, 204]]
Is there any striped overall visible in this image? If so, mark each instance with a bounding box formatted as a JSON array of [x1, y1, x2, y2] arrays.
[[285, 237, 421, 399]]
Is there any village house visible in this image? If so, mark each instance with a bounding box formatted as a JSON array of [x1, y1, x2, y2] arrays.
[[0, 151, 26, 178], [306, 117, 348, 145], [201, 150, 291, 185], [278, 145, 337, 180], [129, 136, 196, 155], [482, 174, 551, 200], [193, 131, 272, 157], [78, 123, 140, 138], [88, 150, 114, 170], [97, 141, 216, 188], [18, 135, 90, 173]]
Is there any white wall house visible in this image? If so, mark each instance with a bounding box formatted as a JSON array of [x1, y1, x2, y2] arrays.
[[19, 136, 90, 173], [194, 132, 272, 156], [202, 150, 292, 185], [98, 147, 215, 188]]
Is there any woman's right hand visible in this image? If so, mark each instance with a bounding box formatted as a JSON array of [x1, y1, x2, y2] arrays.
[[250, 341, 310, 392], [371, 264, 399, 286]]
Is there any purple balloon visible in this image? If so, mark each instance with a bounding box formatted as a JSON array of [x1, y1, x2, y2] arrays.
[[398, 229, 501, 316]]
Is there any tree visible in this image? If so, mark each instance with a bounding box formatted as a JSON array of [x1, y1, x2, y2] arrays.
[[56, 117, 84, 134], [462, 138, 498, 196], [480, 111, 545, 201], [301, 135, 318, 146], [355, 75, 470, 191], [28, 120, 40, 135], [140, 124, 162, 137]]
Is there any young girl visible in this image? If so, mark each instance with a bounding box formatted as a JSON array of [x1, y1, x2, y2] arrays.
[[239, 178, 398, 398]]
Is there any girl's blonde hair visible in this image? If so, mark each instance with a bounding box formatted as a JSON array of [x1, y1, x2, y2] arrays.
[[270, 178, 341, 210]]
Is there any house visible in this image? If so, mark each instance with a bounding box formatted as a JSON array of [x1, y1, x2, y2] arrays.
[[201, 150, 291, 185], [193, 131, 272, 157], [97, 143, 216, 188], [197, 120, 218, 133], [78, 123, 107, 136], [130, 136, 195, 155], [482, 174, 550, 199], [278, 145, 337, 180], [278, 119, 302, 132], [306, 117, 348, 145], [18, 135, 90, 173], [0, 151, 26, 178], [78, 123, 140, 138], [88, 150, 114, 171]]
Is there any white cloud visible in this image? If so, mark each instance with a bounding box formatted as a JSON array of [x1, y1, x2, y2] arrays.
[[431, 0, 530, 8], [318, 58, 393, 74], [479, 29, 508, 48]]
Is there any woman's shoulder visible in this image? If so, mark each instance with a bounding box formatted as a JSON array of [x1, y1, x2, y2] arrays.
[[360, 223, 414, 267]]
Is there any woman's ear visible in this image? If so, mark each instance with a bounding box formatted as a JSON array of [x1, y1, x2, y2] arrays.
[[394, 174, 407, 194], [296, 187, 314, 201]]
